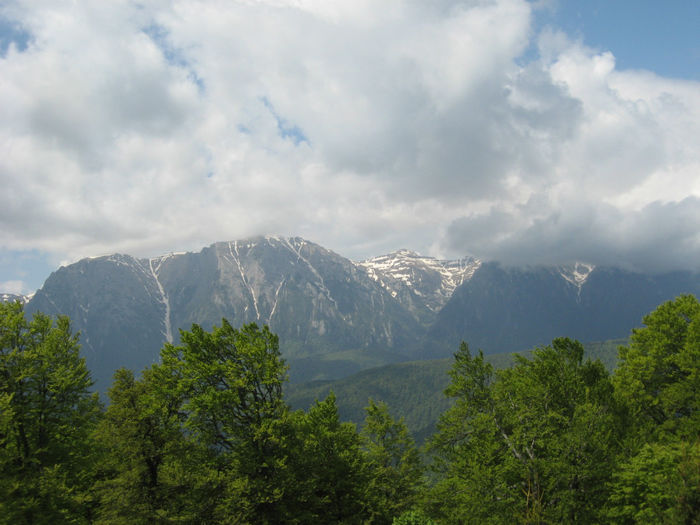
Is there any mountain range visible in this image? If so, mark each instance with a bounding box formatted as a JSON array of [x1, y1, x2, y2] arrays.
[[4, 235, 698, 390]]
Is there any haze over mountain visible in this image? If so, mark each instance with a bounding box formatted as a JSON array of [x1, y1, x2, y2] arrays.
[[12, 236, 699, 391]]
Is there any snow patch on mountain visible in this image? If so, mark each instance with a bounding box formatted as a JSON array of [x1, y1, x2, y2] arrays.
[[357, 249, 481, 312], [148, 255, 175, 343], [559, 262, 595, 290], [0, 292, 33, 304]]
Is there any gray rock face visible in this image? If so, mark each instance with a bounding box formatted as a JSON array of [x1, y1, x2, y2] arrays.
[[155, 236, 420, 355], [425, 262, 700, 357], [27, 237, 422, 389], [27, 254, 168, 390], [22, 237, 700, 391]]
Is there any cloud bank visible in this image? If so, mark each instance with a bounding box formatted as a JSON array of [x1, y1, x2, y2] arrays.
[[1, 0, 699, 278]]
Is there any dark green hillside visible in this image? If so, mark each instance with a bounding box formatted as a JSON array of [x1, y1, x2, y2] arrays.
[[286, 340, 622, 442], [285, 347, 408, 383], [582, 338, 626, 371], [287, 358, 452, 444]]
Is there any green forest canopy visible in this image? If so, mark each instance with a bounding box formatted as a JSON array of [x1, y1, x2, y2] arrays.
[[1, 296, 698, 523]]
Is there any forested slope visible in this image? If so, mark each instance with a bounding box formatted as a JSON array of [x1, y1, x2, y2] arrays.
[[1, 298, 697, 523], [286, 340, 623, 443]]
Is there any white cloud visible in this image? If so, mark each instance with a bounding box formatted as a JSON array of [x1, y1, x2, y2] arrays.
[[0, 280, 25, 295], [444, 28, 700, 271], [0, 0, 699, 275]]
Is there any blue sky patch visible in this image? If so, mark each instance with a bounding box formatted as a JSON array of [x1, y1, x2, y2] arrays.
[[0, 16, 31, 57], [530, 0, 700, 80], [143, 23, 206, 92], [142, 23, 187, 68], [261, 97, 309, 146], [0, 250, 57, 295]]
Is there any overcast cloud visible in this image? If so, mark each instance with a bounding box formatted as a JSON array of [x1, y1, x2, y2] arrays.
[[1, 0, 699, 291]]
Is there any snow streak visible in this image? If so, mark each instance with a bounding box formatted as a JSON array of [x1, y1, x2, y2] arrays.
[[149, 257, 173, 343], [229, 241, 261, 320], [280, 237, 339, 310], [268, 278, 286, 324]]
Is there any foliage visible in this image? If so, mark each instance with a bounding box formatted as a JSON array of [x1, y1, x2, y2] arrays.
[[614, 294, 700, 440], [94, 320, 383, 523], [392, 510, 436, 525], [93, 367, 203, 523], [606, 295, 700, 523], [155, 320, 292, 523], [362, 399, 425, 523], [2, 296, 699, 523], [285, 393, 371, 523], [605, 440, 700, 524], [427, 339, 620, 523], [0, 301, 101, 524]]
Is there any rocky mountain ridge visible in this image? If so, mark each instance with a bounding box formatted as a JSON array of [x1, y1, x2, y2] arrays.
[[8, 236, 699, 391], [26, 237, 422, 387], [357, 249, 481, 314]]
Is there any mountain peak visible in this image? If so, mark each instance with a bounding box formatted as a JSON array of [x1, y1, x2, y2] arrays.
[[357, 250, 481, 313], [389, 249, 421, 258]]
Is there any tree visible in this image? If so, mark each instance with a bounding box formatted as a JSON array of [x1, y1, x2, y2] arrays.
[[605, 295, 700, 523], [613, 294, 700, 441], [93, 367, 200, 524], [154, 320, 291, 523], [0, 302, 101, 524], [289, 392, 371, 523], [362, 399, 424, 523], [426, 342, 507, 523], [428, 339, 619, 523], [605, 440, 700, 524]]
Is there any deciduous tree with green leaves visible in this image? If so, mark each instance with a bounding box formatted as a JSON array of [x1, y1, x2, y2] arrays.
[[155, 320, 292, 523], [613, 294, 700, 441], [288, 392, 371, 523], [93, 367, 203, 524], [0, 301, 101, 524], [362, 399, 424, 524], [606, 294, 700, 523], [606, 440, 700, 524], [428, 339, 619, 523]]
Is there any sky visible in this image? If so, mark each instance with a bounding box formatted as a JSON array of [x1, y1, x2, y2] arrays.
[[1, 0, 699, 294]]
